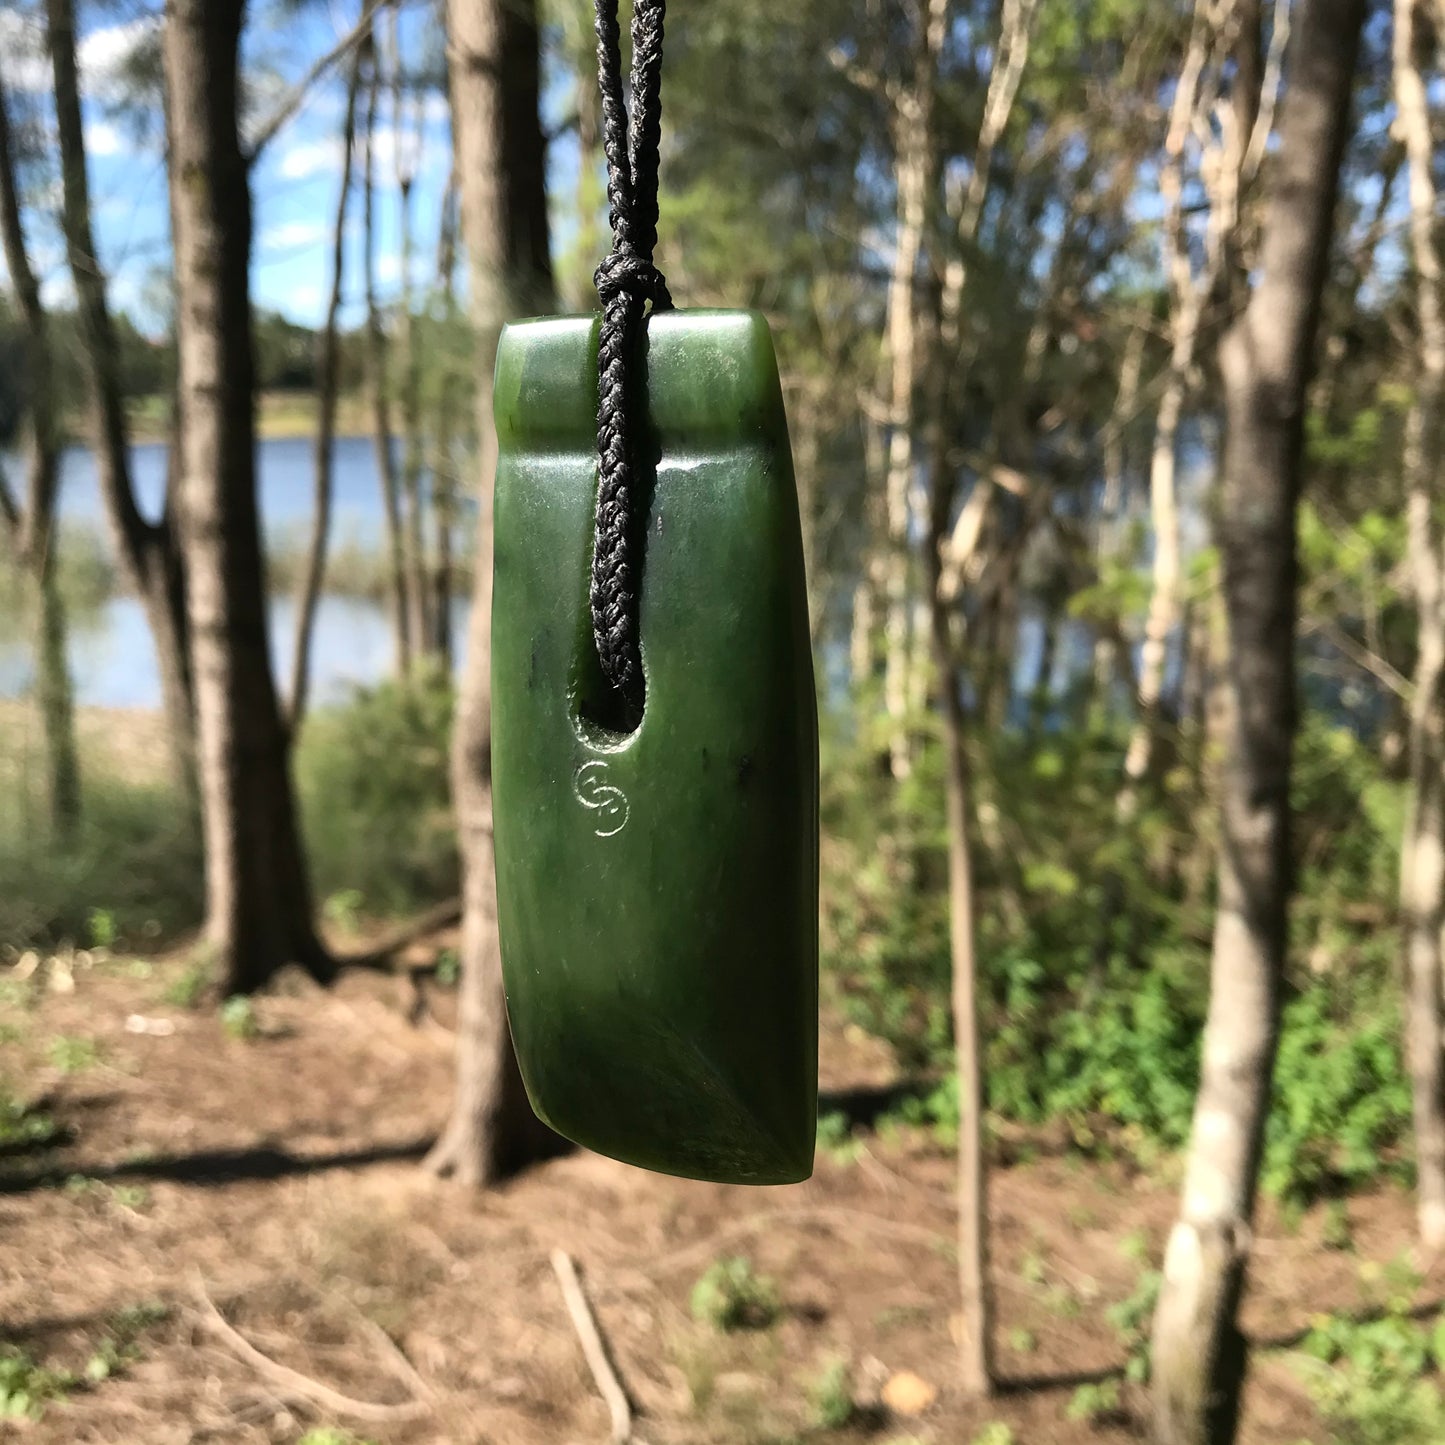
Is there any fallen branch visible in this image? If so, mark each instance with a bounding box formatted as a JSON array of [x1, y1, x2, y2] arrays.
[[191, 1278, 429, 1424], [550, 1249, 633, 1444], [337, 897, 463, 971]]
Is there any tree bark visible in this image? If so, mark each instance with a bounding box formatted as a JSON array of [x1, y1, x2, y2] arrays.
[[425, 0, 556, 1186], [362, 34, 412, 679], [1149, 3, 1366, 1441], [429, 165, 462, 670], [0, 69, 80, 838], [390, 10, 433, 664], [875, 5, 945, 782], [1119, 0, 1247, 817], [1394, 0, 1445, 1250], [291, 41, 364, 733], [46, 0, 197, 810], [163, 0, 331, 995]]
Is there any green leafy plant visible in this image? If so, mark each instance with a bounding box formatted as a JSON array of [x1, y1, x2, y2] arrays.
[[971, 1425, 1016, 1445], [1066, 1378, 1121, 1424], [808, 1357, 855, 1429], [220, 996, 259, 1041], [816, 1110, 862, 1163], [434, 947, 461, 987], [322, 889, 366, 936], [1296, 1296, 1445, 1445], [0, 1084, 58, 1150], [297, 674, 459, 914], [49, 1035, 100, 1074], [690, 1256, 781, 1332], [0, 1349, 74, 1420], [87, 907, 118, 950], [162, 955, 213, 1010]]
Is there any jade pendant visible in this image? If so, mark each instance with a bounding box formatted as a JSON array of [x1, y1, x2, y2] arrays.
[[491, 309, 819, 1185]]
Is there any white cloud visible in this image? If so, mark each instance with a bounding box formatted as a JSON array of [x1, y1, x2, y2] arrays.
[[278, 137, 343, 181], [84, 122, 123, 158], [263, 219, 327, 252], [0, 12, 50, 93], [0, 13, 158, 100], [78, 17, 161, 100]]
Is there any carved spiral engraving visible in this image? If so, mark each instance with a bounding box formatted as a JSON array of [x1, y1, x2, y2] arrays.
[[574, 760, 630, 838]]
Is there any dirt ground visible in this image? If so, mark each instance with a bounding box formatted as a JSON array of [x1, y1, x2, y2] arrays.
[[0, 939, 1436, 1445]]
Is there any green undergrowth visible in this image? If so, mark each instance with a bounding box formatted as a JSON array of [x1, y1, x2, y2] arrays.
[[1290, 1259, 1445, 1445], [822, 705, 1413, 1205], [0, 675, 459, 953]]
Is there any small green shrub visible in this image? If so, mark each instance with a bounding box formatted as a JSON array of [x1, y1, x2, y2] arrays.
[[971, 1426, 1016, 1445], [1296, 1295, 1445, 1445], [162, 956, 212, 1010], [0, 1349, 74, 1420], [48, 1035, 99, 1074], [690, 1256, 780, 1332], [220, 996, 259, 1041], [296, 674, 459, 916], [808, 1357, 854, 1429], [0, 767, 201, 952], [1066, 1378, 1121, 1423], [298, 1431, 379, 1445], [0, 1084, 57, 1150]]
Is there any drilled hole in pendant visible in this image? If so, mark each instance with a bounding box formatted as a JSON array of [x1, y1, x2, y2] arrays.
[[576, 632, 645, 739]]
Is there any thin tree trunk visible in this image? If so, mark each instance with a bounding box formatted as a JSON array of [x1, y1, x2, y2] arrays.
[[1119, 0, 1239, 817], [1093, 324, 1146, 717], [46, 0, 197, 810], [425, 0, 556, 1186], [1150, 3, 1366, 1441], [0, 70, 79, 837], [362, 35, 411, 679], [391, 8, 432, 662], [915, 0, 1036, 1392], [1394, 0, 1445, 1250], [872, 0, 951, 781], [430, 165, 462, 669], [290, 43, 363, 732], [163, 0, 331, 996], [927, 513, 992, 1397]]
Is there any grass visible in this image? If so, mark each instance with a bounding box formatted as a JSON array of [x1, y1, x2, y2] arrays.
[[0, 674, 459, 954]]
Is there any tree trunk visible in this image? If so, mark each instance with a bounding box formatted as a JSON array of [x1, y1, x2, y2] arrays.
[[877, 19, 940, 782], [429, 166, 462, 669], [1149, 3, 1366, 1441], [163, 0, 330, 996], [0, 68, 81, 839], [1118, 0, 1237, 817], [1394, 0, 1445, 1250], [291, 42, 363, 732], [362, 35, 412, 679], [927, 522, 992, 1397], [425, 0, 556, 1185], [46, 0, 197, 809], [390, 15, 432, 664]]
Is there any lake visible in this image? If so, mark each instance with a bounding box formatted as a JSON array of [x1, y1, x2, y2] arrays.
[[0, 437, 472, 710]]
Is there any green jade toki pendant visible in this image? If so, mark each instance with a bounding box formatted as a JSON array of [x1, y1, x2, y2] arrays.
[[491, 309, 819, 1185]]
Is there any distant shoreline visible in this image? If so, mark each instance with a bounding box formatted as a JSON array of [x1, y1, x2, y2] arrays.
[[120, 389, 375, 447]]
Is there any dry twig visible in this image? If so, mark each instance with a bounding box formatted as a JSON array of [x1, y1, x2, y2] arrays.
[[191, 1277, 429, 1424], [550, 1249, 633, 1443]]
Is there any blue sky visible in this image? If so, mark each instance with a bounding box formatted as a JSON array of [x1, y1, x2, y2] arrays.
[[0, 0, 579, 335]]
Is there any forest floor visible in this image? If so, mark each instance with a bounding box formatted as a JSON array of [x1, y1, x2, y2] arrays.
[[0, 936, 1436, 1445]]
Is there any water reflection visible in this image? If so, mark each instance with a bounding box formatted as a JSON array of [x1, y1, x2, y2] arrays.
[[0, 439, 471, 709]]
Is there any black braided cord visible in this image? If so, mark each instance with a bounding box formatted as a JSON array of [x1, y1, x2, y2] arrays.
[[591, 0, 671, 700]]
